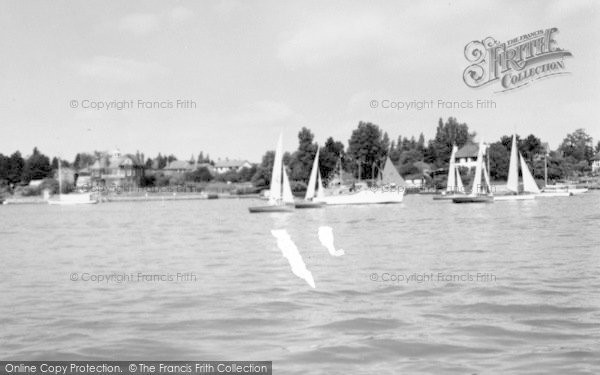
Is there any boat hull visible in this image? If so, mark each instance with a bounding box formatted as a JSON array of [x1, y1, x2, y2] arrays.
[[314, 190, 404, 205], [294, 201, 325, 209], [493, 194, 536, 201], [248, 204, 294, 213], [433, 194, 466, 201], [452, 196, 494, 203], [536, 192, 572, 197], [48, 193, 98, 205]]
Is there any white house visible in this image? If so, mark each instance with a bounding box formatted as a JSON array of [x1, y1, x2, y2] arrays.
[[455, 143, 488, 169], [214, 159, 252, 174], [592, 152, 600, 173]]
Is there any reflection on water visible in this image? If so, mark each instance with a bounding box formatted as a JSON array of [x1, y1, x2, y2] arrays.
[[0, 193, 599, 373]]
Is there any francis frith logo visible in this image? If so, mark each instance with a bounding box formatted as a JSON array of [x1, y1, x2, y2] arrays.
[[463, 28, 572, 92]]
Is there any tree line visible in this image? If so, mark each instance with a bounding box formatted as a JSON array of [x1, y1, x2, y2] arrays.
[[1, 118, 598, 194]]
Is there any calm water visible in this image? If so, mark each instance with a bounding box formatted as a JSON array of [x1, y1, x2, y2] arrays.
[[1, 193, 599, 374]]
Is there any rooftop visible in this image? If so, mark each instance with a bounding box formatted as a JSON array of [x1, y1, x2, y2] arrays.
[[455, 143, 479, 158], [214, 159, 250, 168], [164, 160, 194, 170]]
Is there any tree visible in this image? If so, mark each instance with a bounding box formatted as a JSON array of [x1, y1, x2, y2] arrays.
[[430, 117, 476, 168], [560, 128, 594, 162], [289, 127, 318, 182], [7, 151, 24, 184], [521, 134, 544, 163], [251, 150, 276, 188], [319, 137, 345, 182], [22, 148, 52, 183], [347, 121, 388, 179], [397, 149, 423, 176], [185, 166, 213, 182], [488, 142, 510, 180]]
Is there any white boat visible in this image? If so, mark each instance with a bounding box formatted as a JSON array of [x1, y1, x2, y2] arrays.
[[249, 134, 295, 213], [314, 157, 404, 205], [433, 145, 466, 200], [295, 147, 325, 209], [494, 134, 539, 201], [538, 183, 586, 197], [48, 158, 98, 205], [453, 140, 494, 203]]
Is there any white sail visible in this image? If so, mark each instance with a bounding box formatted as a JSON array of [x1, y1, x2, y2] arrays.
[[482, 159, 491, 193], [380, 157, 405, 186], [455, 167, 464, 193], [520, 153, 540, 194], [317, 170, 325, 199], [282, 168, 295, 204], [506, 134, 519, 193], [269, 134, 283, 203], [305, 148, 320, 200], [446, 145, 457, 192], [470, 141, 484, 197]]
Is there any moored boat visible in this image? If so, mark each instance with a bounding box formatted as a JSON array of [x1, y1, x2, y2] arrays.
[[249, 134, 296, 213], [295, 147, 325, 209], [452, 140, 494, 204], [434, 144, 466, 201], [493, 134, 540, 202], [314, 157, 404, 205]]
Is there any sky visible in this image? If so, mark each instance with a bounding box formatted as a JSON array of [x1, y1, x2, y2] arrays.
[[0, 0, 598, 163]]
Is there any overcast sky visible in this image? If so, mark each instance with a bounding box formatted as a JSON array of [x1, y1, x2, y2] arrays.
[[1, 0, 598, 162]]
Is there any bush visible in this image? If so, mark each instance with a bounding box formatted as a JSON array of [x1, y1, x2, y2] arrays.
[[185, 167, 213, 182]]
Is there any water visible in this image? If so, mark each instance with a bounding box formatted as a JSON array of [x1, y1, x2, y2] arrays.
[[1, 193, 599, 374]]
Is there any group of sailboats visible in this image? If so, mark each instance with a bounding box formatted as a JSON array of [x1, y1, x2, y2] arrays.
[[452, 141, 494, 203], [433, 145, 465, 200], [248, 134, 405, 213], [493, 134, 539, 201], [248, 135, 295, 213], [440, 133, 585, 204]]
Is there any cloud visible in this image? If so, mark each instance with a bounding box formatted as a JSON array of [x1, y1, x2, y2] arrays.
[[170, 6, 194, 23], [76, 56, 169, 83], [118, 13, 161, 36], [277, 12, 386, 69], [118, 7, 194, 36]]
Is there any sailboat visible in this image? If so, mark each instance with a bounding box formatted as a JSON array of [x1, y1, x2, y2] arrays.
[[494, 134, 539, 201], [452, 141, 494, 203], [433, 145, 466, 200], [314, 156, 404, 205], [48, 158, 98, 205], [249, 134, 295, 213], [295, 147, 325, 209]]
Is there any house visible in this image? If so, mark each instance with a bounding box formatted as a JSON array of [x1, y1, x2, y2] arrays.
[[592, 152, 600, 173], [214, 159, 252, 174], [455, 143, 489, 169], [163, 160, 194, 176], [90, 149, 145, 188]]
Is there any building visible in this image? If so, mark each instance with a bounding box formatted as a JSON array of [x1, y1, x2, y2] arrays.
[[592, 152, 600, 173], [454, 143, 480, 169], [214, 159, 252, 174], [163, 160, 194, 176], [90, 149, 145, 188]]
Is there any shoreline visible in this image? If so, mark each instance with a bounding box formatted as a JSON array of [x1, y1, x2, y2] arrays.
[[2, 192, 261, 205]]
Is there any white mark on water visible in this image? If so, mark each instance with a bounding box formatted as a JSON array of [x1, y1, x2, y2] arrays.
[[271, 229, 316, 288], [318, 226, 345, 256]]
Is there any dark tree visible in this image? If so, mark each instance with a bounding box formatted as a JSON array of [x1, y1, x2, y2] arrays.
[[347, 121, 388, 179], [319, 137, 345, 182], [22, 148, 52, 183]]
